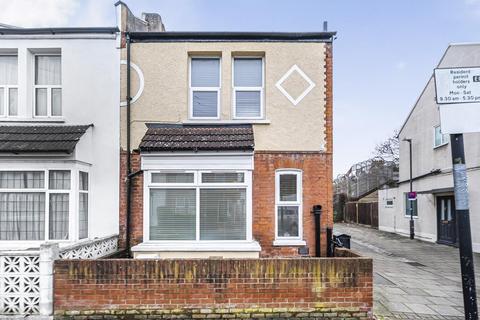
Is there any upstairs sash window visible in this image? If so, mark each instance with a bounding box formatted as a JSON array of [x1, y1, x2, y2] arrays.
[[34, 55, 62, 117], [233, 57, 263, 119], [0, 55, 18, 117], [190, 58, 220, 119]]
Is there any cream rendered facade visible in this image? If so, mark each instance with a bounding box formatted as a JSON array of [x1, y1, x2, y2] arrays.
[[119, 30, 334, 259], [378, 43, 480, 252], [120, 42, 327, 151]]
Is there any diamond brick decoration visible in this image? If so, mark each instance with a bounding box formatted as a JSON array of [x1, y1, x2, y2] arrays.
[[275, 64, 316, 106]]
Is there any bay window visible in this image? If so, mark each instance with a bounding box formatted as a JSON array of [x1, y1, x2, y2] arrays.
[[233, 57, 264, 119], [0, 55, 18, 117], [275, 170, 303, 243], [0, 169, 88, 241], [34, 54, 62, 117], [147, 171, 250, 242], [189, 57, 220, 119]]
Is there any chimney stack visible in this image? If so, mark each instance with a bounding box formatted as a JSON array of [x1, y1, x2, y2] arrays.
[[142, 13, 165, 32]]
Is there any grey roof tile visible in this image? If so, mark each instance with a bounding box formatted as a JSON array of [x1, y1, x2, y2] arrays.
[[139, 124, 254, 152], [0, 125, 91, 153]]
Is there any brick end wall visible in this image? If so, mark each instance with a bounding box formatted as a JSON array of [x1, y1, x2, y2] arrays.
[[253, 152, 332, 257], [53, 257, 373, 319]]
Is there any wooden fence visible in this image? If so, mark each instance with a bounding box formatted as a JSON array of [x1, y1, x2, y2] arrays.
[[345, 202, 378, 228]]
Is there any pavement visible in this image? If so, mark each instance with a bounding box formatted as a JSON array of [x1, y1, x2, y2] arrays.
[[334, 223, 480, 319]]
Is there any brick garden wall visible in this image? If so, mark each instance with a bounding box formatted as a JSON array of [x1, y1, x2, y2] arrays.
[[53, 256, 373, 319]]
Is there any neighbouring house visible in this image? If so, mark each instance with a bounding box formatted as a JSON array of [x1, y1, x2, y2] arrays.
[[0, 26, 120, 315], [378, 43, 480, 252], [116, 2, 335, 259]]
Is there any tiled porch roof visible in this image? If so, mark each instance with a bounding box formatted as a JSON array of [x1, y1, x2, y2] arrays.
[[0, 125, 91, 153], [139, 124, 254, 152]]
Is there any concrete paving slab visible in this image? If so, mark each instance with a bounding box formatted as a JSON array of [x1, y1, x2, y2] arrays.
[[334, 223, 480, 319], [404, 303, 438, 314]]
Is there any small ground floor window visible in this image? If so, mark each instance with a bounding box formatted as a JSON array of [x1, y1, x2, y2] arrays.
[[146, 170, 252, 242], [275, 170, 303, 243]]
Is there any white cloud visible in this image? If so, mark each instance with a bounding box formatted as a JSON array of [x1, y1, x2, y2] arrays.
[[0, 0, 80, 27]]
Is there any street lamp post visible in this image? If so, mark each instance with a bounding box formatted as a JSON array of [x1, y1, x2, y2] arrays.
[[403, 138, 415, 240]]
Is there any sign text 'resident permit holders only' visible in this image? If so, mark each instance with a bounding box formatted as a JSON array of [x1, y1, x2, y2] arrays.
[[434, 67, 480, 134], [434, 67, 480, 104]]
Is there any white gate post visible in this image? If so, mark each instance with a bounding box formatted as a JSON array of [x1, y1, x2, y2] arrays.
[[39, 243, 60, 317]]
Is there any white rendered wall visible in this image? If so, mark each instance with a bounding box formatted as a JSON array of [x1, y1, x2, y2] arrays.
[[0, 35, 120, 242], [382, 44, 480, 252]]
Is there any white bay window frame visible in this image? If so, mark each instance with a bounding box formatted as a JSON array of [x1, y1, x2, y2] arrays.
[[232, 56, 264, 120], [0, 165, 90, 247], [274, 169, 305, 246], [33, 53, 62, 118], [189, 56, 221, 120], [144, 170, 253, 244]]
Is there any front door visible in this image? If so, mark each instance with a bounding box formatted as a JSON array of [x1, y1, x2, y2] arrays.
[[437, 196, 457, 246]]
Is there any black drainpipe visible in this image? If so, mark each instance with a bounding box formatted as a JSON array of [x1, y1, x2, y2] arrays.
[[125, 32, 132, 256], [312, 205, 322, 257]]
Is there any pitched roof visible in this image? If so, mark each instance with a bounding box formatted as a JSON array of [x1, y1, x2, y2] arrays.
[[139, 124, 254, 152], [0, 125, 91, 153]]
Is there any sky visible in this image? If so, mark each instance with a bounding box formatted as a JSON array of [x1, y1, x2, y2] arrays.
[[1, 0, 480, 175]]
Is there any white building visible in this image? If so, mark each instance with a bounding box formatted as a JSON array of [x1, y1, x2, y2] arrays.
[[378, 43, 480, 253], [0, 27, 120, 249], [0, 28, 120, 315]]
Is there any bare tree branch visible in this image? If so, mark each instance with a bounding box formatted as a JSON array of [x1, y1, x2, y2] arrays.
[[373, 130, 399, 165]]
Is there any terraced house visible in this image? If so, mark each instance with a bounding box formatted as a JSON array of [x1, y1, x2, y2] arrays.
[[0, 26, 120, 315], [117, 2, 335, 259]]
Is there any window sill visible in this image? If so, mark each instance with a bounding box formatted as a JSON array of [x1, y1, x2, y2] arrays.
[[433, 142, 448, 149], [273, 239, 306, 247], [131, 240, 262, 252], [183, 119, 270, 125], [0, 118, 65, 123]]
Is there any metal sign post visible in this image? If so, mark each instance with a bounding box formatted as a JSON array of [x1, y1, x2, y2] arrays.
[[435, 67, 479, 319], [450, 133, 478, 319]]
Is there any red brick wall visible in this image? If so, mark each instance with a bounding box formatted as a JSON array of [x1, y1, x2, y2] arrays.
[[119, 150, 143, 250], [54, 257, 373, 319], [119, 151, 332, 257], [253, 152, 332, 257]]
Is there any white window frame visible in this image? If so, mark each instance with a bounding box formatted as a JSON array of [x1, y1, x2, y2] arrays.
[[404, 193, 418, 219], [78, 171, 89, 239], [144, 170, 253, 243], [433, 125, 448, 148], [189, 56, 221, 120], [0, 165, 90, 246], [232, 56, 265, 120], [33, 53, 62, 118], [0, 54, 18, 118], [274, 169, 305, 246]]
